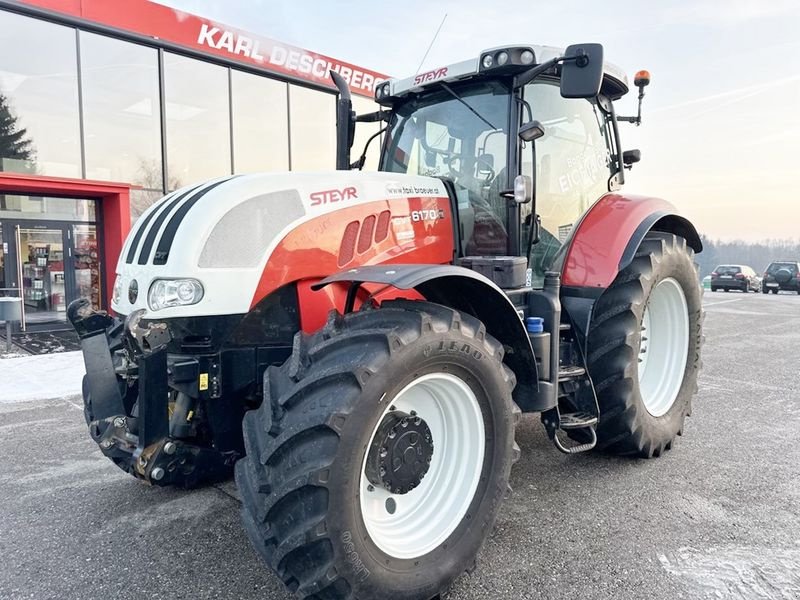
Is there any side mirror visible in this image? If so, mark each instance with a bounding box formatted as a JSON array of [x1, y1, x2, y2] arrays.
[[560, 43, 604, 99], [518, 120, 545, 142]]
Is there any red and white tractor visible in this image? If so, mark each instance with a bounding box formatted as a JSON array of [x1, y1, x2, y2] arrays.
[[69, 43, 703, 600]]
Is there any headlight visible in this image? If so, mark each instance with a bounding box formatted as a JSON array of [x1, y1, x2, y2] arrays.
[[496, 51, 509, 66], [112, 275, 123, 304], [148, 278, 204, 311], [482, 54, 494, 69], [520, 49, 535, 65]]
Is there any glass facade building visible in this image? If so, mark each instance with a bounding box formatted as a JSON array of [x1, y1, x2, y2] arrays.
[[0, 0, 385, 329]]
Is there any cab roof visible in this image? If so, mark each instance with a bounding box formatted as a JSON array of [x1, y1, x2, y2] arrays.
[[378, 44, 629, 102]]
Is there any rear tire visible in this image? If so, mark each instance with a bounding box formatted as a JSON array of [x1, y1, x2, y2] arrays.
[[236, 300, 518, 599], [585, 233, 702, 457]]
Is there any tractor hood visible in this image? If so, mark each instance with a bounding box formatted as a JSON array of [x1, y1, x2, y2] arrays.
[[112, 171, 451, 319]]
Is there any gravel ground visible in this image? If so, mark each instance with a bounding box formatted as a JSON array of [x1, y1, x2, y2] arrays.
[[1, 292, 799, 600]]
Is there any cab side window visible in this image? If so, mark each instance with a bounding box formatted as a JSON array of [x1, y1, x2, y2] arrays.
[[523, 82, 612, 286]]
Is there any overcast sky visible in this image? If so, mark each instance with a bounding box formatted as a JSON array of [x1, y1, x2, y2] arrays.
[[157, 0, 800, 242]]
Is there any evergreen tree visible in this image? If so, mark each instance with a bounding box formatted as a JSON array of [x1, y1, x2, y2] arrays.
[[0, 93, 35, 164]]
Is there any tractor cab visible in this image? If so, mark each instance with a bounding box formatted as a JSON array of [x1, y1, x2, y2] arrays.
[[343, 44, 648, 287]]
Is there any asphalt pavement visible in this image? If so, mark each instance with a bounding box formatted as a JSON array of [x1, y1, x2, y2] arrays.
[[1, 291, 799, 600]]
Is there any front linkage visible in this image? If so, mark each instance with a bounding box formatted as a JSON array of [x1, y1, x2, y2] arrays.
[[68, 299, 237, 487]]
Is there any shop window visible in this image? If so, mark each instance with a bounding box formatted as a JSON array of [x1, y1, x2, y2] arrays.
[[0, 223, 5, 292], [130, 189, 164, 222], [163, 53, 231, 189], [288, 84, 336, 171], [0, 11, 80, 177], [80, 32, 163, 188], [231, 70, 289, 173], [73, 224, 101, 311], [351, 96, 382, 172], [0, 194, 96, 222]]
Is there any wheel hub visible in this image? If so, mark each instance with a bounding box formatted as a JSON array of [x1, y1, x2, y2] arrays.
[[365, 410, 434, 494]]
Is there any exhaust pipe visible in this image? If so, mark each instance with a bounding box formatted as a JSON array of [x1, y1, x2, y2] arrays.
[[330, 70, 355, 170]]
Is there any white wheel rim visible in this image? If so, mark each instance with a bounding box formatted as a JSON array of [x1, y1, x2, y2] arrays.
[[638, 277, 690, 417], [359, 372, 485, 559]]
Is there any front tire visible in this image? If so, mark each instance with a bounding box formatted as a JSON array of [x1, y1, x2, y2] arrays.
[[585, 233, 702, 457], [236, 300, 518, 599]]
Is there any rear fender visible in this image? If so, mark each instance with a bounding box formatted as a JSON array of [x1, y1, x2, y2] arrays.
[[554, 193, 702, 340], [554, 193, 702, 290], [312, 265, 541, 409]]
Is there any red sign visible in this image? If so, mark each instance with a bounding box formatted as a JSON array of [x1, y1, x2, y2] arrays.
[[18, 0, 388, 98]]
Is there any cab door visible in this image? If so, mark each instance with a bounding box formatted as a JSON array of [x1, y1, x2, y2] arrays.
[[520, 80, 615, 287]]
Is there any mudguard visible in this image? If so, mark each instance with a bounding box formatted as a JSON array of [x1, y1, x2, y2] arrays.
[[313, 264, 545, 411], [552, 193, 702, 342], [553, 193, 702, 290]]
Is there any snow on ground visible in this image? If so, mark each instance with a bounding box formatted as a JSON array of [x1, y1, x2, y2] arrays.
[[0, 351, 85, 404]]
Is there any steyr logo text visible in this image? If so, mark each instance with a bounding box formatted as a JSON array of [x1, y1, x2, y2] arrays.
[[309, 187, 358, 206], [414, 67, 448, 86]]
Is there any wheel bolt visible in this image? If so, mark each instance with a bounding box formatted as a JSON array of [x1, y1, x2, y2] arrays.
[[410, 410, 417, 416], [99, 439, 114, 450], [388, 429, 396, 439], [163, 442, 177, 455], [113, 417, 126, 428], [151, 467, 165, 481], [367, 484, 375, 492], [380, 447, 388, 458]]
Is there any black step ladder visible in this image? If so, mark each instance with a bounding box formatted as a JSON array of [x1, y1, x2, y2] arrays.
[[541, 323, 599, 454]]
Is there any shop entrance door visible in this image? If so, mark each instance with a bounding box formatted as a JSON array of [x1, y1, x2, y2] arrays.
[[2, 220, 102, 331]]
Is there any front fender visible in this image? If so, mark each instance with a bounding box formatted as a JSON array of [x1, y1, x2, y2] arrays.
[[313, 264, 541, 409], [553, 193, 702, 290]]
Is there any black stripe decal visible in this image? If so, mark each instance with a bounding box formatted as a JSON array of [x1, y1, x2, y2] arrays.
[[125, 189, 179, 264], [152, 176, 237, 265], [136, 183, 204, 265]]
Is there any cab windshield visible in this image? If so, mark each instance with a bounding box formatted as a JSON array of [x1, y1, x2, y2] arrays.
[[381, 80, 512, 255]]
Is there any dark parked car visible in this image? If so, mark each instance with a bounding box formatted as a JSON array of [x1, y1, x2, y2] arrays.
[[762, 261, 800, 294], [710, 265, 761, 292]]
